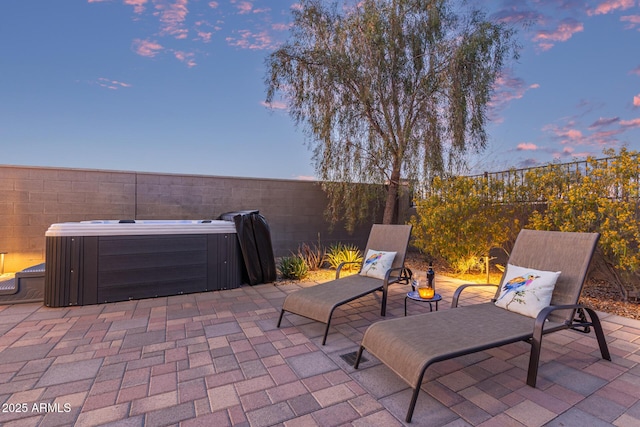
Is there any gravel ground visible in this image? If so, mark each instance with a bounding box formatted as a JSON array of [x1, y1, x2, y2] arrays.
[[581, 280, 640, 320]]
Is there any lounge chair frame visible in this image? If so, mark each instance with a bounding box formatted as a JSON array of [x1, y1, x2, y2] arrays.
[[277, 224, 413, 345], [354, 229, 611, 423]]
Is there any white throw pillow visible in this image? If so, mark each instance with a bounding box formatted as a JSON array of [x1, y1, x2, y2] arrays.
[[359, 249, 397, 280], [494, 264, 561, 318]]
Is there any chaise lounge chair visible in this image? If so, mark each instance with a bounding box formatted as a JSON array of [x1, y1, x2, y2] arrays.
[[277, 224, 412, 345], [354, 229, 611, 422]]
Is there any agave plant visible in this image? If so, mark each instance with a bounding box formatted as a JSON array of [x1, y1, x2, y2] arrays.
[[278, 255, 309, 280], [325, 243, 363, 272]]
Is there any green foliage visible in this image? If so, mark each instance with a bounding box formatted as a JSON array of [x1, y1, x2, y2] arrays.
[[410, 174, 519, 274], [278, 256, 309, 280], [525, 148, 640, 298], [411, 147, 640, 298], [265, 0, 517, 230], [325, 243, 363, 272]]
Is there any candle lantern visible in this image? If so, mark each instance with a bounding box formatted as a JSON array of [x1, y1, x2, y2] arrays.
[[417, 282, 435, 299]]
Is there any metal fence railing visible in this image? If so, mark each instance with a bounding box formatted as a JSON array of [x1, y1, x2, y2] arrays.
[[462, 155, 640, 203]]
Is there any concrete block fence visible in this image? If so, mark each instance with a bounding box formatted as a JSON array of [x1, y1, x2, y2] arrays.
[[0, 165, 398, 273]]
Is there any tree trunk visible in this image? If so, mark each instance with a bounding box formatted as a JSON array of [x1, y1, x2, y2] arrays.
[[383, 168, 401, 224], [589, 248, 630, 301]]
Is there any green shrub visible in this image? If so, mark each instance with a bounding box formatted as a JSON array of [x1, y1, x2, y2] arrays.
[[410, 174, 517, 274], [278, 255, 309, 280], [525, 148, 640, 299], [325, 243, 363, 271], [410, 147, 640, 299]]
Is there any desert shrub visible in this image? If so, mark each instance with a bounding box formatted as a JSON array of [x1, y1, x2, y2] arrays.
[[526, 148, 640, 299], [295, 239, 326, 271], [325, 243, 363, 271], [278, 255, 309, 280], [410, 174, 518, 274], [411, 147, 640, 298]]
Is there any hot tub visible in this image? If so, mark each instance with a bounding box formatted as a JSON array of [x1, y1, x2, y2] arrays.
[[44, 220, 243, 307]]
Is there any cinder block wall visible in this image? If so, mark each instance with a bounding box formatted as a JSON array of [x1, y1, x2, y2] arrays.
[[0, 165, 389, 272]]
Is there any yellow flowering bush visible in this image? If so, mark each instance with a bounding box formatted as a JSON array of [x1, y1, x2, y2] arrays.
[[411, 148, 640, 299], [410, 174, 518, 274], [527, 148, 640, 299]]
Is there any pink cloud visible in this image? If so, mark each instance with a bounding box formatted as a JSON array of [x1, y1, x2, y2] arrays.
[[194, 20, 219, 42], [261, 100, 287, 110], [196, 30, 212, 42], [173, 50, 197, 67], [551, 145, 594, 160], [96, 77, 132, 90], [226, 29, 274, 50], [236, 1, 253, 14], [91, 0, 226, 68], [631, 66, 640, 76], [543, 122, 587, 145], [634, 94, 640, 107], [491, 8, 545, 25], [544, 113, 637, 150], [272, 23, 291, 31], [588, 0, 635, 16], [132, 38, 164, 57], [124, 0, 147, 14], [620, 118, 640, 128], [533, 18, 584, 51], [621, 15, 640, 30], [156, 0, 189, 39], [489, 70, 540, 118], [517, 142, 538, 151], [566, 129, 584, 140], [591, 128, 625, 144]]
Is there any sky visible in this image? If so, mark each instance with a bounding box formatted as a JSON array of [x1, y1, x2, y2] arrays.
[[1, 0, 639, 180]]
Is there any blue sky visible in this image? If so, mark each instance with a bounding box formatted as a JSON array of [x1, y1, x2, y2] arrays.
[[1, 0, 639, 179]]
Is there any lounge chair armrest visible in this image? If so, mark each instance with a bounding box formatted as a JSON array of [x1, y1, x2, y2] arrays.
[[336, 261, 361, 279], [533, 303, 586, 333], [451, 283, 499, 308], [533, 303, 610, 350], [384, 266, 412, 285]]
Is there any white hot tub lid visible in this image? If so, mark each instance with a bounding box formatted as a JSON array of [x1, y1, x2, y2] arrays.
[[45, 220, 237, 237]]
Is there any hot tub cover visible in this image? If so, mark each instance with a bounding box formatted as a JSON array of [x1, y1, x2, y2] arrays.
[[45, 220, 236, 237], [219, 210, 276, 285]]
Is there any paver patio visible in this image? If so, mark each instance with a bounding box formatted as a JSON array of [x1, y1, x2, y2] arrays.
[[0, 274, 638, 426]]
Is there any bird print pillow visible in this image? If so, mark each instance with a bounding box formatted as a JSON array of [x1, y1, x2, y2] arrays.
[[359, 249, 397, 280], [494, 264, 561, 318]]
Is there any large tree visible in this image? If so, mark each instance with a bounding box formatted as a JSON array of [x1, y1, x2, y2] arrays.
[[265, 0, 517, 229]]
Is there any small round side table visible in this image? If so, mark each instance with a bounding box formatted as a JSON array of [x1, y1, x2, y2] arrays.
[[404, 291, 442, 316]]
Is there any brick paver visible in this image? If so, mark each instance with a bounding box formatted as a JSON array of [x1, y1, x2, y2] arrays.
[[0, 274, 638, 426]]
